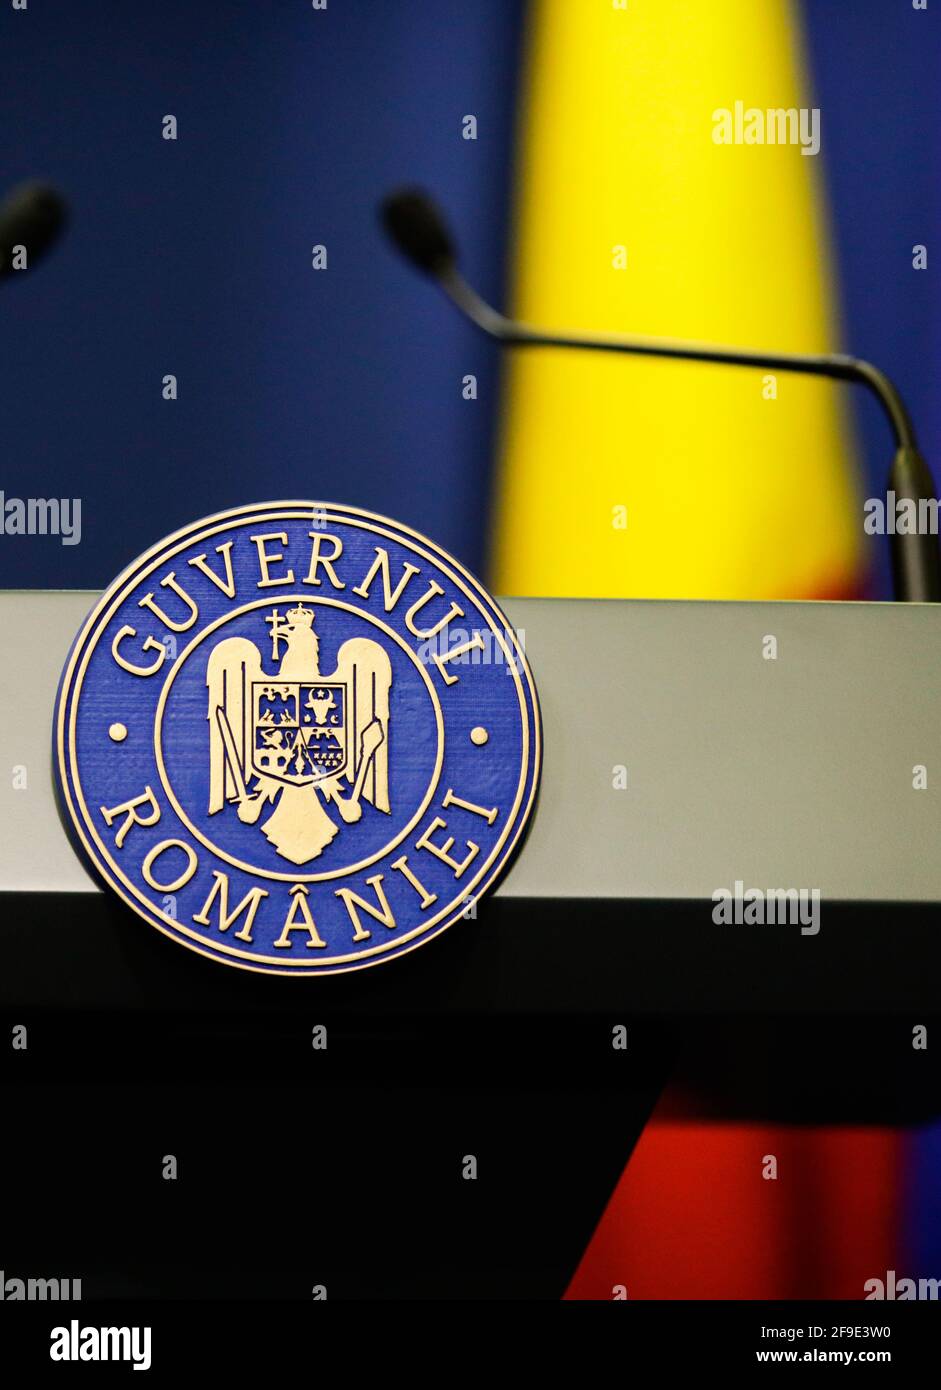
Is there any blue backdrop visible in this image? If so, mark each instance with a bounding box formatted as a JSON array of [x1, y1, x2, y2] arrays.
[[803, 0, 941, 599], [0, 0, 522, 589]]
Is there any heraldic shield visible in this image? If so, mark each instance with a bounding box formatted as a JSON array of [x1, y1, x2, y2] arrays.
[[250, 680, 348, 787], [206, 602, 391, 865]]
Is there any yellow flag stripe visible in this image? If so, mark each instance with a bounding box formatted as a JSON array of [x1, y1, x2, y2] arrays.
[[491, 0, 861, 599]]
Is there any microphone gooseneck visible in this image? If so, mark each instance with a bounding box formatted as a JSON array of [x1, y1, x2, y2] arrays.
[[381, 187, 940, 602]]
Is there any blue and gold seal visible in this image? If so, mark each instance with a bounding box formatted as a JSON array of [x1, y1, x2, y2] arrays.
[[54, 503, 541, 975]]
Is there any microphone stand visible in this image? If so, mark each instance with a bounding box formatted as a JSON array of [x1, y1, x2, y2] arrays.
[[437, 265, 940, 604], [381, 189, 940, 602]]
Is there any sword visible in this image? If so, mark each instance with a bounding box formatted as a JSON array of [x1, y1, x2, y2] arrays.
[[328, 719, 384, 825], [214, 705, 266, 825]]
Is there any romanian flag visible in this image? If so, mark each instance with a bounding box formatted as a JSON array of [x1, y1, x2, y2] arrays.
[[488, 0, 936, 1298]]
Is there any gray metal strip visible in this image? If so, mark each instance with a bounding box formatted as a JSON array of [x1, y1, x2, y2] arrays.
[[2, 590, 939, 904]]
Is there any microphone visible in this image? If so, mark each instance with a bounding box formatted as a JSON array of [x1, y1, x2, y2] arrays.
[[0, 181, 68, 280], [381, 186, 941, 603]]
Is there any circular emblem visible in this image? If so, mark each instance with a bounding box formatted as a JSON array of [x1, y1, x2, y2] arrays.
[[54, 502, 540, 975]]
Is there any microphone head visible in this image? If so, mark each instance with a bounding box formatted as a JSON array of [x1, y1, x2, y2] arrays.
[[380, 188, 456, 276], [0, 181, 68, 279]]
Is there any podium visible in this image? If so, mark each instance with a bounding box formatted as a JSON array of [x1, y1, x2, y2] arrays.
[[5, 589, 941, 1009], [2, 591, 940, 1296]]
